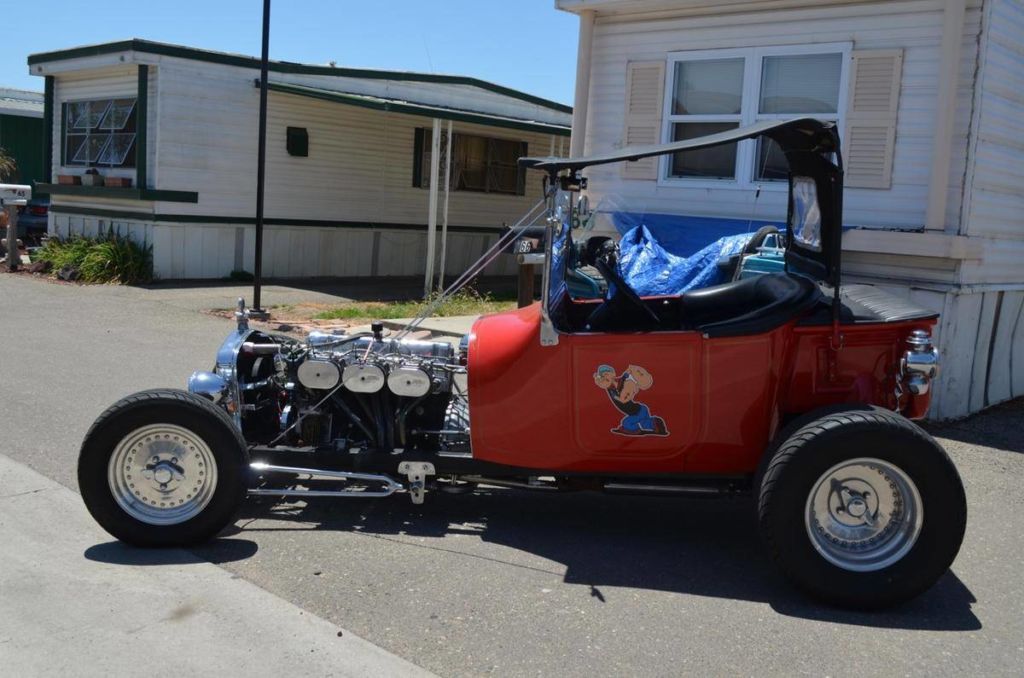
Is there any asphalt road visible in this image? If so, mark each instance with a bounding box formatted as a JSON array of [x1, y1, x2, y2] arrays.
[[2, 273, 1022, 677]]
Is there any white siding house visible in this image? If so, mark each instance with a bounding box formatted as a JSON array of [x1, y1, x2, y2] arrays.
[[558, 0, 1023, 419], [27, 40, 571, 282]]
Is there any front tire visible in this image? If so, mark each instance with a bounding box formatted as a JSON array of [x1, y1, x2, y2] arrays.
[[758, 406, 966, 609], [78, 389, 249, 547]]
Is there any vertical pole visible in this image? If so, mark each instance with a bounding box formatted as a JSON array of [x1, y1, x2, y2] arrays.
[[252, 0, 271, 313], [424, 118, 441, 297], [4, 206, 18, 272], [437, 119, 453, 290], [517, 263, 535, 308]]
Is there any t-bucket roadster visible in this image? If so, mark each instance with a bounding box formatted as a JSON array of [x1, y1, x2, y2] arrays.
[[78, 118, 965, 609]]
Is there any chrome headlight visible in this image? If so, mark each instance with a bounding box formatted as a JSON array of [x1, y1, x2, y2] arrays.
[[188, 370, 228, 403]]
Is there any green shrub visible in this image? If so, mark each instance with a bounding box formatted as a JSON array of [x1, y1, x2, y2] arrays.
[[225, 269, 255, 282], [36, 231, 152, 284]]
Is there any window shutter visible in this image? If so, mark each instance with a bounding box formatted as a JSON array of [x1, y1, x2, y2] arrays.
[[622, 61, 665, 180], [843, 49, 903, 189], [412, 127, 425, 188]]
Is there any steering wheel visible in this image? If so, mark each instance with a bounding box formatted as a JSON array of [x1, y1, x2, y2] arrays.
[[586, 240, 662, 329]]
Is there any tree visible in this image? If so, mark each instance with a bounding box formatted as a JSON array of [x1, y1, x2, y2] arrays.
[[0, 147, 17, 182]]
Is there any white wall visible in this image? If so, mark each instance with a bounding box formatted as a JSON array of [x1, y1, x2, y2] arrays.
[[52, 65, 144, 184], [46, 52, 566, 280], [149, 57, 561, 227], [960, 0, 1024, 241], [50, 211, 520, 280], [579, 0, 983, 231]]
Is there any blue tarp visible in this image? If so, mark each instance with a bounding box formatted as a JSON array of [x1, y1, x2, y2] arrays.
[[611, 212, 785, 296], [617, 225, 751, 295], [612, 211, 783, 258]]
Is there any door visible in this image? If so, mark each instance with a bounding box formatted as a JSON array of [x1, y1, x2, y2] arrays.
[[569, 331, 702, 472]]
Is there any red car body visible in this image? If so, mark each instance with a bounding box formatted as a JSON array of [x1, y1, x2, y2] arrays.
[[469, 303, 934, 475]]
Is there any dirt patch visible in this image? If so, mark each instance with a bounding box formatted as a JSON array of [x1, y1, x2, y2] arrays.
[[204, 304, 360, 339]]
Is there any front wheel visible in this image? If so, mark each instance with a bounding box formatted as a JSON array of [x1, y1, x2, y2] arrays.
[[758, 406, 966, 609], [78, 389, 249, 547]]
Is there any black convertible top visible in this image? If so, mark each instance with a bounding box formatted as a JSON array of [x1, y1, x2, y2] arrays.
[[519, 117, 839, 172]]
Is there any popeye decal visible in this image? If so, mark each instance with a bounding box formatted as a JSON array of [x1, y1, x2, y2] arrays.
[[593, 364, 669, 437]]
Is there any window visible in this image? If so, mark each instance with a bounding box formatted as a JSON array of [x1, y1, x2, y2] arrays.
[[414, 129, 527, 196], [663, 44, 848, 186], [62, 97, 138, 168]]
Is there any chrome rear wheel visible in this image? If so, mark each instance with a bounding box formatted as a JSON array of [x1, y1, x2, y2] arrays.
[[805, 457, 922, 572]]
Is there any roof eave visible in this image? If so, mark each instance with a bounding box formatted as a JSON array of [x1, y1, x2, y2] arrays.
[[27, 38, 572, 115]]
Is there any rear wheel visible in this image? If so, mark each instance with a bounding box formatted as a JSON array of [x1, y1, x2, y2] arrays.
[[758, 406, 966, 608], [79, 389, 249, 547]]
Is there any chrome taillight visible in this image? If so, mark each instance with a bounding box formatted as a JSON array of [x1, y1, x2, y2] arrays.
[[900, 330, 939, 395]]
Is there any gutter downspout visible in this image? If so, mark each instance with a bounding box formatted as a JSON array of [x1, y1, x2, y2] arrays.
[[569, 9, 596, 157], [924, 0, 967, 233]]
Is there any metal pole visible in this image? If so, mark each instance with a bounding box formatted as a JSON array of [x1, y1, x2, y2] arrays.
[[437, 119, 453, 290], [424, 118, 441, 297], [251, 0, 271, 316], [4, 206, 18, 272]]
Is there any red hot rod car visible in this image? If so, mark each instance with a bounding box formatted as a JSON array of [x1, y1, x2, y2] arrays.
[[78, 118, 965, 609]]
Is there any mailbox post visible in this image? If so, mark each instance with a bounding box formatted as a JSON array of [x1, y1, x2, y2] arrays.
[[1, 184, 31, 273]]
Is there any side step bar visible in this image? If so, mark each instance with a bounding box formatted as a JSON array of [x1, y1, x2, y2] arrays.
[[248, 462, 403, 498]]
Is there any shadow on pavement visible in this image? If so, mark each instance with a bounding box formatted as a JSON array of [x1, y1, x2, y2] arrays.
[[925, 398, 1023, 455], [230, 487, 980, 632], [84, 538, 258, 566]]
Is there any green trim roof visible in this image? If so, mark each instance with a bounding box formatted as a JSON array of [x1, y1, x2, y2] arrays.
[[28, 38, 572, 115], [264, 81, 570, 137]]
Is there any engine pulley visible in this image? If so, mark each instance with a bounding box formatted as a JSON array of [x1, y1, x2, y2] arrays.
[[387, 365, 432, 397], [342, 363, 386, 393], [297, 359, 341, 390]]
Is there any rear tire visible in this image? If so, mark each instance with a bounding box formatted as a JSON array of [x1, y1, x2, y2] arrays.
[[78, 389, 249, 547], [758, 406, 966, 609]]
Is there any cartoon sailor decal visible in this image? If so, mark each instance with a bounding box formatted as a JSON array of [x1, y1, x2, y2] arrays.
[[593, 364, 669, 437]]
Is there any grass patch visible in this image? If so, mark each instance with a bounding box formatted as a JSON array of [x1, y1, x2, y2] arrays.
[[35, 232, 152, 284], [312, 288, 516, 322]]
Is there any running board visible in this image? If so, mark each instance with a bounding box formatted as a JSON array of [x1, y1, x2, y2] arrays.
[[248, 462, 403, 498], [602, 482, 734, 497]]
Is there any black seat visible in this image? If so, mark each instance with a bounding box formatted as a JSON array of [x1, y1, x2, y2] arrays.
[[679, 272, 821, 337]]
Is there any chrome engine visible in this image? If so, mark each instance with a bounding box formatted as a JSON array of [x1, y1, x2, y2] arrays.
[[189, 302, 471, 460]]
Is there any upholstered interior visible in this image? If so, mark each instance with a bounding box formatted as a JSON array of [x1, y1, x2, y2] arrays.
[[567, 272, 822, 337]]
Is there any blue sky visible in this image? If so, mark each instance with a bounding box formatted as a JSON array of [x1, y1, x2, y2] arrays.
[[4, 1, 579, 105]]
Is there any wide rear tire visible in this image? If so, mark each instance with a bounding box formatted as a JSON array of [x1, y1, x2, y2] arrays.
[[758, 406, 966, 609], [78, 389, 249, 547]]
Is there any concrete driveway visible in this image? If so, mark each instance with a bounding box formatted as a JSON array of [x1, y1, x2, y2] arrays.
[[2, 273, 1021, 677]]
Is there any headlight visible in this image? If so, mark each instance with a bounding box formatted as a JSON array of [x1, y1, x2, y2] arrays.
[[188, 370, 228, 403]]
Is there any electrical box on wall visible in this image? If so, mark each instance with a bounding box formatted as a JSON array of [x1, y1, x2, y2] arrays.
[[286, 127, 308, 157]]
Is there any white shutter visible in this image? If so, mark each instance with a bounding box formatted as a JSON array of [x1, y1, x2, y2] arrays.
[[843, 49, 903, 189], [622, 61, 665, 180]]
